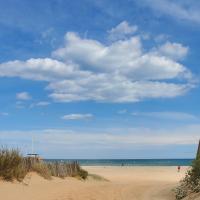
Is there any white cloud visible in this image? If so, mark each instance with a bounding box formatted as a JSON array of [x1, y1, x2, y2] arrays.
[[53, 32, 142, 73], [132, 111, 198, 121], [62, 113, 93, 120], [48, 79, 190, 103], [0, 22, 195, 103], [157, 42, 189, 60], [16, 92, 31, 100], [140, 0, 200, 24], [0, 58, 89, 81], [108, 21, 138, 40]]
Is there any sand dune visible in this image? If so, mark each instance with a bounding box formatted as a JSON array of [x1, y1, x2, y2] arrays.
[[0, 166, 187, 200]]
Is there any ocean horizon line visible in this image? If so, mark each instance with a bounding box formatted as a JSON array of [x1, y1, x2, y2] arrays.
[[44, 158, 194, 166]]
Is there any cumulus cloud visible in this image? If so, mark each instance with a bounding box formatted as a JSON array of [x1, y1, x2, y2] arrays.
[[48, 79, 190, 103], [16, 92, 31, 100], [108, 21, 138, 40], [0, 22, 195, 103], [157, 42, 189, 60], [0, 58, 89, 81], [62, 113, 93, 120]]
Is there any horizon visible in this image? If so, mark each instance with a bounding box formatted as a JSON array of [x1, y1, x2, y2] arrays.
[[0, 0, 200, 159], [44, 158, 194, 159]]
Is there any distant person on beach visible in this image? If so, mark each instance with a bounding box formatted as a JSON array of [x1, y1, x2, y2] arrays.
[[177, 166, 181, 172]]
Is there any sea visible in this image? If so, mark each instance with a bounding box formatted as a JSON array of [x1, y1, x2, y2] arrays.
[[45, 159, 193, 166]]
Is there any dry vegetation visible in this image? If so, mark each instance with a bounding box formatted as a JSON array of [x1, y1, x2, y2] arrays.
[[175, 159, 200, 200], [87, 173, 109, 182], [0, 148, 88, 182]]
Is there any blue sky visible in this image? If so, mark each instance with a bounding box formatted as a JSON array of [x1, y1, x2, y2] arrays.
[[0, 0, 200, 158]]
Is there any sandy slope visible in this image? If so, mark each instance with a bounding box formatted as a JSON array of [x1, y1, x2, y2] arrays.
[[0, 166, 187, 200]]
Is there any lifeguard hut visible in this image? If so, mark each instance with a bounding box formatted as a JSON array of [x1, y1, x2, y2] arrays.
[[27, 153, 40, 158], [25, 137, 42, 166]]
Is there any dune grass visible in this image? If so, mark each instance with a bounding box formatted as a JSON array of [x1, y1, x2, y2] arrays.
[[31, 162, 52, 179], [47, 161, 88, 179], [0, 148, 88, 181], [0, 148, 27, 181]]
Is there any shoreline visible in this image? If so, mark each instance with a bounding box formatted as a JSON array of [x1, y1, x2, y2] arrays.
[[81, 165, 191, 167], [44, 158, 193, 167]]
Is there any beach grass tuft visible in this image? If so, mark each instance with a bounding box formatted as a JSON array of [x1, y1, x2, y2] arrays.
[[31, 162, 52, 179], [0, 148, 27, 181], [0, 148, 88, 181], [47, 161, 88, 179]]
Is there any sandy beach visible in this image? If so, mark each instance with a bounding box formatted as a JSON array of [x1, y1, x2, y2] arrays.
[[0, 166, 188, 200]]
